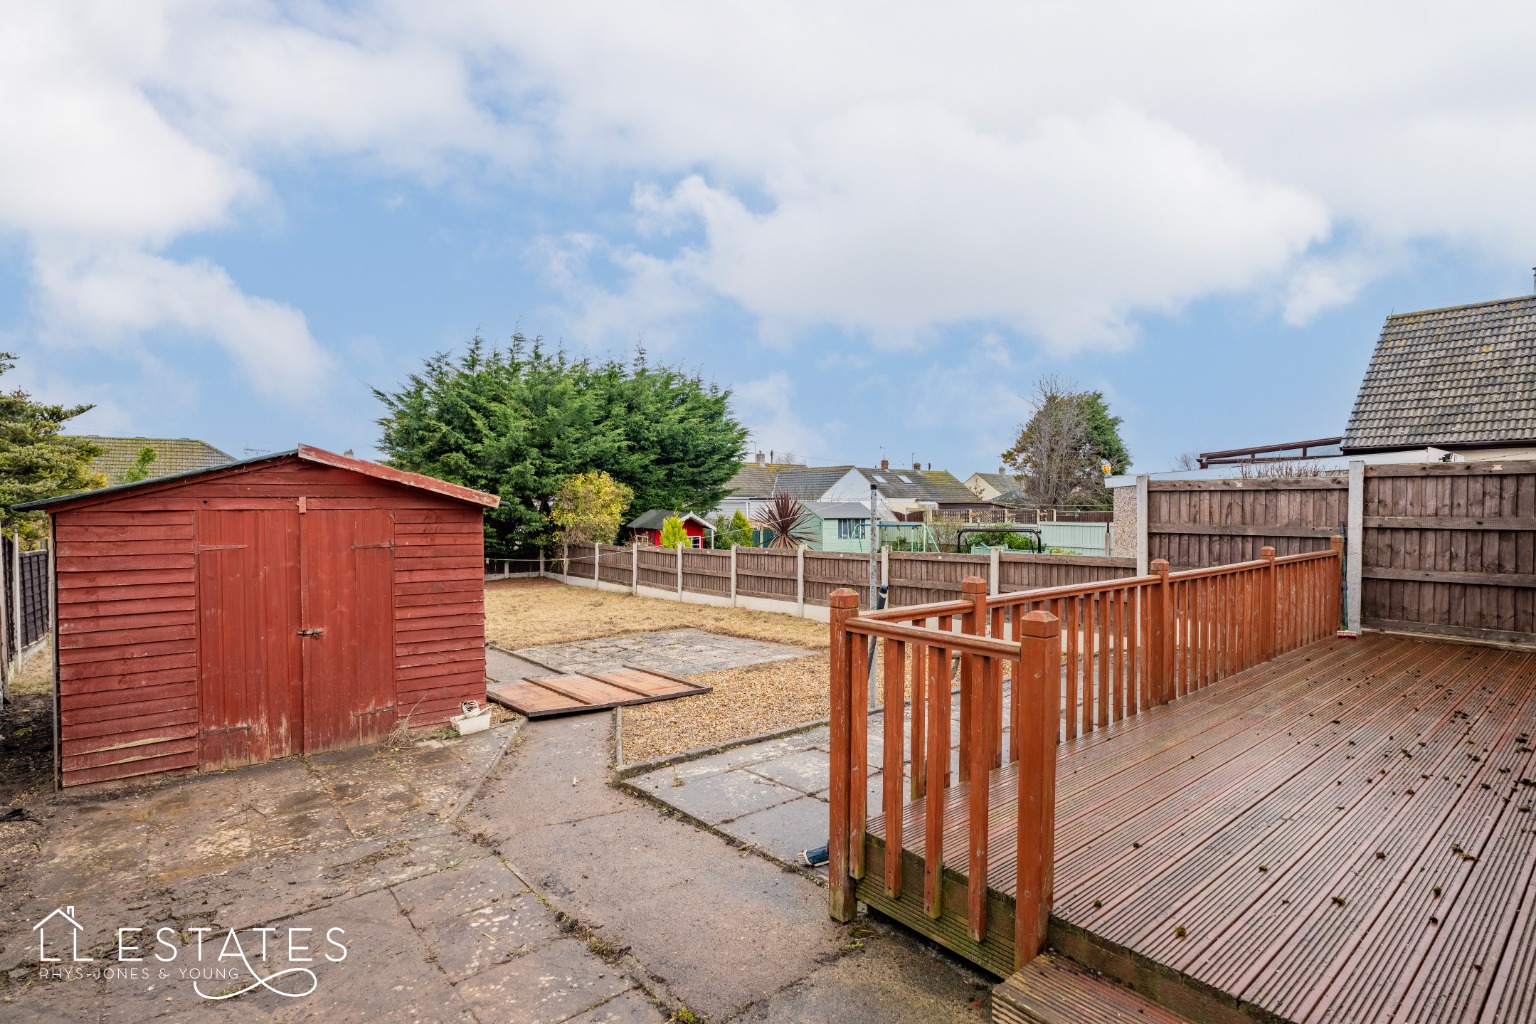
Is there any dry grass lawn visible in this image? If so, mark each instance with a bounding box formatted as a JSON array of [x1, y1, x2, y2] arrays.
[[485, 578, 837, 762], [484, 578, 828, 651]]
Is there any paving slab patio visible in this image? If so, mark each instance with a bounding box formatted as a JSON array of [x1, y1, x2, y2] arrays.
[[514, 628, 808, 677]]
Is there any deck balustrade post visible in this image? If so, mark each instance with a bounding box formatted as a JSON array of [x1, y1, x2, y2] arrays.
[[1149, 559, 1172, 705], [1015, 609, 1060, 970], [1260, 546, 1277, 660], [827, 588, 861, 922], [958, 577, 987, 783]]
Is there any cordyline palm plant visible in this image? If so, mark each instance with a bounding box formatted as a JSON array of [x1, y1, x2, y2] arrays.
[[751, 493, 816, 549]]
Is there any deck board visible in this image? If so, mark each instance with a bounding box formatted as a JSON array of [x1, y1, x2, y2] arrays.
[[863, 634, 1536, 1023]]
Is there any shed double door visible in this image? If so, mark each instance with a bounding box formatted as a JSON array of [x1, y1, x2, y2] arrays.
[[196, 508, 395, 771]]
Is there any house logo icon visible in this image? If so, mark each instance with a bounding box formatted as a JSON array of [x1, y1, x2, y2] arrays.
[[34, 906, 92, 963]]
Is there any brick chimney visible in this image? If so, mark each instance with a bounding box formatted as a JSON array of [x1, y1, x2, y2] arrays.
[[755, 451, 766, 467], [880, 459, 889, 470], [912, 462, 921, 470]]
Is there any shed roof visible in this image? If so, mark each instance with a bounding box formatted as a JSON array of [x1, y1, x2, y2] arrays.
[[16, 445, 501, 512], [1342, 295, 1536, 452], [625, 509, 711, 531], [75, 435, 235, 484], [803, 501, 872, 519]]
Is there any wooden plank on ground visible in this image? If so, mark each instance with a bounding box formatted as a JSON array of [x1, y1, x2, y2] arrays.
[[486, 669, 709, 718]]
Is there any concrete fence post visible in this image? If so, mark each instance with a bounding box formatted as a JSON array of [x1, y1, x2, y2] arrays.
[[1346, 460, 1364, 633], [796, 546, 806, 617], [630, 543, 638, 595], [676, 542, 684, 594], [989, 546, 1001, 597], [1135, 475, 1150, 577], [538, 548, 544, 577], [593, 542, 600, 583]]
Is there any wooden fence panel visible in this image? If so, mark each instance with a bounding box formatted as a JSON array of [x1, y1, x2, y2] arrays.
[[1148, 478, 1346, 570], [1361, 462, 1536, 643], [597, 544, 631, 586], [805, 551, 871, 607], [566, 545, 596, 580], [889, 552, 988, 606], [737, 549, 797, 601], [681, 549, 730, 596], [997, 554, 1135, 593], [636, 547, 677, 591], [2, 541, 50, 666]]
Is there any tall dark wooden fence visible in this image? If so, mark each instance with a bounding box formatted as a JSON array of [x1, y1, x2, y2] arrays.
[[1148, 479, 1346, 570], [1360, 462, 1535, 643], [1142, 463, 1536, 644]]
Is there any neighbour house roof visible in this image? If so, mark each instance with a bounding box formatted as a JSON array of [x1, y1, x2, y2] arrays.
[[724, 463, 856, 501], [625, 509, 711, 531], [856, 467, 980, 504], [74, 435, 235, 485], [970, 472, 1033, 505], [1343, 295, 1536, 452], [16, 445, 501, 512]]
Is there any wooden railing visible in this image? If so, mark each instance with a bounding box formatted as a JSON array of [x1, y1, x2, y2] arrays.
[[827, 538, 1342, 973]]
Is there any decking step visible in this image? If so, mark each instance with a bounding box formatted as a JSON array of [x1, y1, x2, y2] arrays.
[[993, 954, 1192, 1024]]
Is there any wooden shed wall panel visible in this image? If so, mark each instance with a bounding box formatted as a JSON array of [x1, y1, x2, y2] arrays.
[[50, 456, 492, 785], [391, 512, 485, 726], [54, 509, 198, 785]]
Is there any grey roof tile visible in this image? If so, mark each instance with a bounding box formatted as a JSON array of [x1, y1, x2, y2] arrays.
[[1343, 296, 1536, 451]]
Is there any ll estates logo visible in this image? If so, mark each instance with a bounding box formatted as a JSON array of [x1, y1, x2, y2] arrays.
[[33, 905, 348, 1000]]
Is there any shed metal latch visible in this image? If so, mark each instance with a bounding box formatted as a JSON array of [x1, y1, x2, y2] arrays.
[[297, 628, 325, 638]]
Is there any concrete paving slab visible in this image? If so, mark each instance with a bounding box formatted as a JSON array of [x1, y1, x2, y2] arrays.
[[715, 795, 825, 864], [453, 938, 632, 1023], [394, 856, 563, 983], [742, 749, 831, 795], [563, 987, 669, 1023], [655, 768, 804, 826], [729, 931, 991, 1024], [519, 628, 808, 678]]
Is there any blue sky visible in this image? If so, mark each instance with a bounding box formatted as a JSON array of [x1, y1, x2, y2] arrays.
[[4, 3, 1536, 475]]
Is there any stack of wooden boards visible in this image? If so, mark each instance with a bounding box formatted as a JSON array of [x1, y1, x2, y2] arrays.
[[487, 665, 710, 718]]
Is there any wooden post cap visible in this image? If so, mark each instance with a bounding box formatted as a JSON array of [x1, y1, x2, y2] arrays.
[[829, 588, 860, 609], [1261, 546, 1276, 560], [1330, 535, 1344, 551], [961, 576, 988, 596], [1019, 609, 1059, 638], [1150, 558, 1170, 575]]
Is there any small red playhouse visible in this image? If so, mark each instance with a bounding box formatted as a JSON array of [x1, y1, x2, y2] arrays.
[[625, 510, 710, 547], [20, 446, 499, 788]]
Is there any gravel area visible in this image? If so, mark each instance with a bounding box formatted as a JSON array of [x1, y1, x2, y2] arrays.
[[619, 654, 831, 764], [485, 578, 829, 650]]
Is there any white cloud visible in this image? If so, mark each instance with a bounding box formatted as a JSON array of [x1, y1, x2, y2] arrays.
[[10, 0, 1536, 408], [33, 246, 334, 400], [733, 373, 829, 465]]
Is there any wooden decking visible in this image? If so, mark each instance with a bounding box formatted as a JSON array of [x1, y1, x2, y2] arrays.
[[861, 633, 1536, 1023]]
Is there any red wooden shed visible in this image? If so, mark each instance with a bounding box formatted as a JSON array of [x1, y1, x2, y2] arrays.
[[625, 509, 710, 547], [19, 445, 500, 788]]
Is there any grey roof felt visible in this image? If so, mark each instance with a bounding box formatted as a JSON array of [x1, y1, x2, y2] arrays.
[[1343, 296, 1536, 451], [803, 501, 873, 520]]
